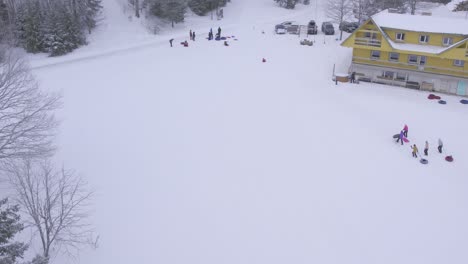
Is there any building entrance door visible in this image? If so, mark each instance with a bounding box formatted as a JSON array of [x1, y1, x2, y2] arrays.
[[457, 81, 466, 96]]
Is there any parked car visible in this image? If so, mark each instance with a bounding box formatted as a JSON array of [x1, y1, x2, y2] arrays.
[[275, 21, 295, 33], [275, 25, 287, 34], [321, 22, 335, 35], [339, 21, 359, 33], [307, 20, 318, 35]]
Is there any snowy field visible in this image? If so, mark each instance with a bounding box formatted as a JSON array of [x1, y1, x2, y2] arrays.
[[30, 0, 468, 263]]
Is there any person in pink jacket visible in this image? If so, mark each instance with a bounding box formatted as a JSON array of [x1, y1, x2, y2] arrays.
[[403, 124, 408, 137]]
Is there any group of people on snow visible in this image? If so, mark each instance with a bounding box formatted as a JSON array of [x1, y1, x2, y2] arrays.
[[170, 27, 223, 47], [395, 124, 443, 158]]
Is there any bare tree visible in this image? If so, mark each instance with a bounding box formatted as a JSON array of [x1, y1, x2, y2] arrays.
[[0, 48, 60, 162], [6, 159, 94, 259], [326, 0, 353, 40]]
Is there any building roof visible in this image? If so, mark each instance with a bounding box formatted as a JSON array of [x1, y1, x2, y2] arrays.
[[372, 11, 468, 35]]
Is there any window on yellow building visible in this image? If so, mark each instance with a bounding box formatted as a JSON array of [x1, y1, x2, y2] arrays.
[[419, 35, 429, 43], [396, 32, 405, 41], [443, 37, 453, 46], [408, 55, 426, 65], [389, 52, 399, 61], [371, 50, 380, 60], [454, 60, 465, 67], [420, 56, 427, 65], [408, 55, 418, 64]]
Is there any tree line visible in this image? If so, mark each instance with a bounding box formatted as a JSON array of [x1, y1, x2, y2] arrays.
[[0, 0, 102, 56], [129, 0, 229, 28], [275, 0, 452, 16]]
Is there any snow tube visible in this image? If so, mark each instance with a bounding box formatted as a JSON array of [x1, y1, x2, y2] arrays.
[[393, 134, 399, 139], [445, 156, 454, 162], [428, 94, 441, 100], [403, 138, 410, 143], [438, 100, 447, 104], [460, 99, 468, 104], [420, 159, 428, 164], [220, 37, 227, 40]]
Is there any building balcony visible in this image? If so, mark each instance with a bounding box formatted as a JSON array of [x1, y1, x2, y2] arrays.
[[352, 56, 468, 78], [354, 37, 382, 47]]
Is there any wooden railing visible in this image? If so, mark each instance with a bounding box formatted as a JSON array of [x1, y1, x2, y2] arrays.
[[352, 56, 468, 77], [354, 37, 382, 47]]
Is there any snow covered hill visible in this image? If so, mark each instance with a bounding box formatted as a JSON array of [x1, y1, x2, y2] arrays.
[[29, 1, 468, 264]]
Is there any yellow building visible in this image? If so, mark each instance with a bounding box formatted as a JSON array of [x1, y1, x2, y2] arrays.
[[341, 10, 468, 96]]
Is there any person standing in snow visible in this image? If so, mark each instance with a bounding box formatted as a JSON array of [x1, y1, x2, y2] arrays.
[[193, 31, 196, 41], [190, 30, 193, 40], [396, 130, 405, 145], [350, 72, 356, 83], [403, 124, 408, 138], [210, 28, 213, 39], [218, 27, 222, 38], [438, 138, 443, 153], [169, 38, 174, 47], [412, 144, 419, 158], [424, 141, 429, 156]]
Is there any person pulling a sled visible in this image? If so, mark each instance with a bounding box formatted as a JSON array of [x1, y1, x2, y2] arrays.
[[396, 130, 405, 145], [412, 144, 419, 158]]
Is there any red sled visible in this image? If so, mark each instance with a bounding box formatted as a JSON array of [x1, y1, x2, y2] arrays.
[[403, 138, 410, 143], [445, 156, 454, 162]]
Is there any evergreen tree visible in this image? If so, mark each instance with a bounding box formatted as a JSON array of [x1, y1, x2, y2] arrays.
[[0, 198, 28, 264], [44, 4, 85, 57], [188, 0, 210, 15], [74, 0, 103, 34], [274, 0, 299, 9], [188, 0, 226, 16], [15, 1, 45, 53], [149, 0, 186, 27]]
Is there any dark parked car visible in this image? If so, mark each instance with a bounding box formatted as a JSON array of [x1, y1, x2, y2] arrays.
[[307, 20, 318, 35], [339, 21, 359, 33], [321, 22, 335, 35]]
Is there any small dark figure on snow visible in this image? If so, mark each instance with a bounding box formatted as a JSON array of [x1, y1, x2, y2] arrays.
[[403, 124, 408, 138], [424, 141, 429, 156], [350, 72, 356, 83], [169, 38, 174, 47], [438, 138, 443, 153], [396, 130, 404, 145], [412, 144, 419, 158], [210, 28, 213, 38], [224, 41, 229, 46], [218, 27, 222, 37], [190, 30, 193, 40], [193, 31, 196, 41]]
